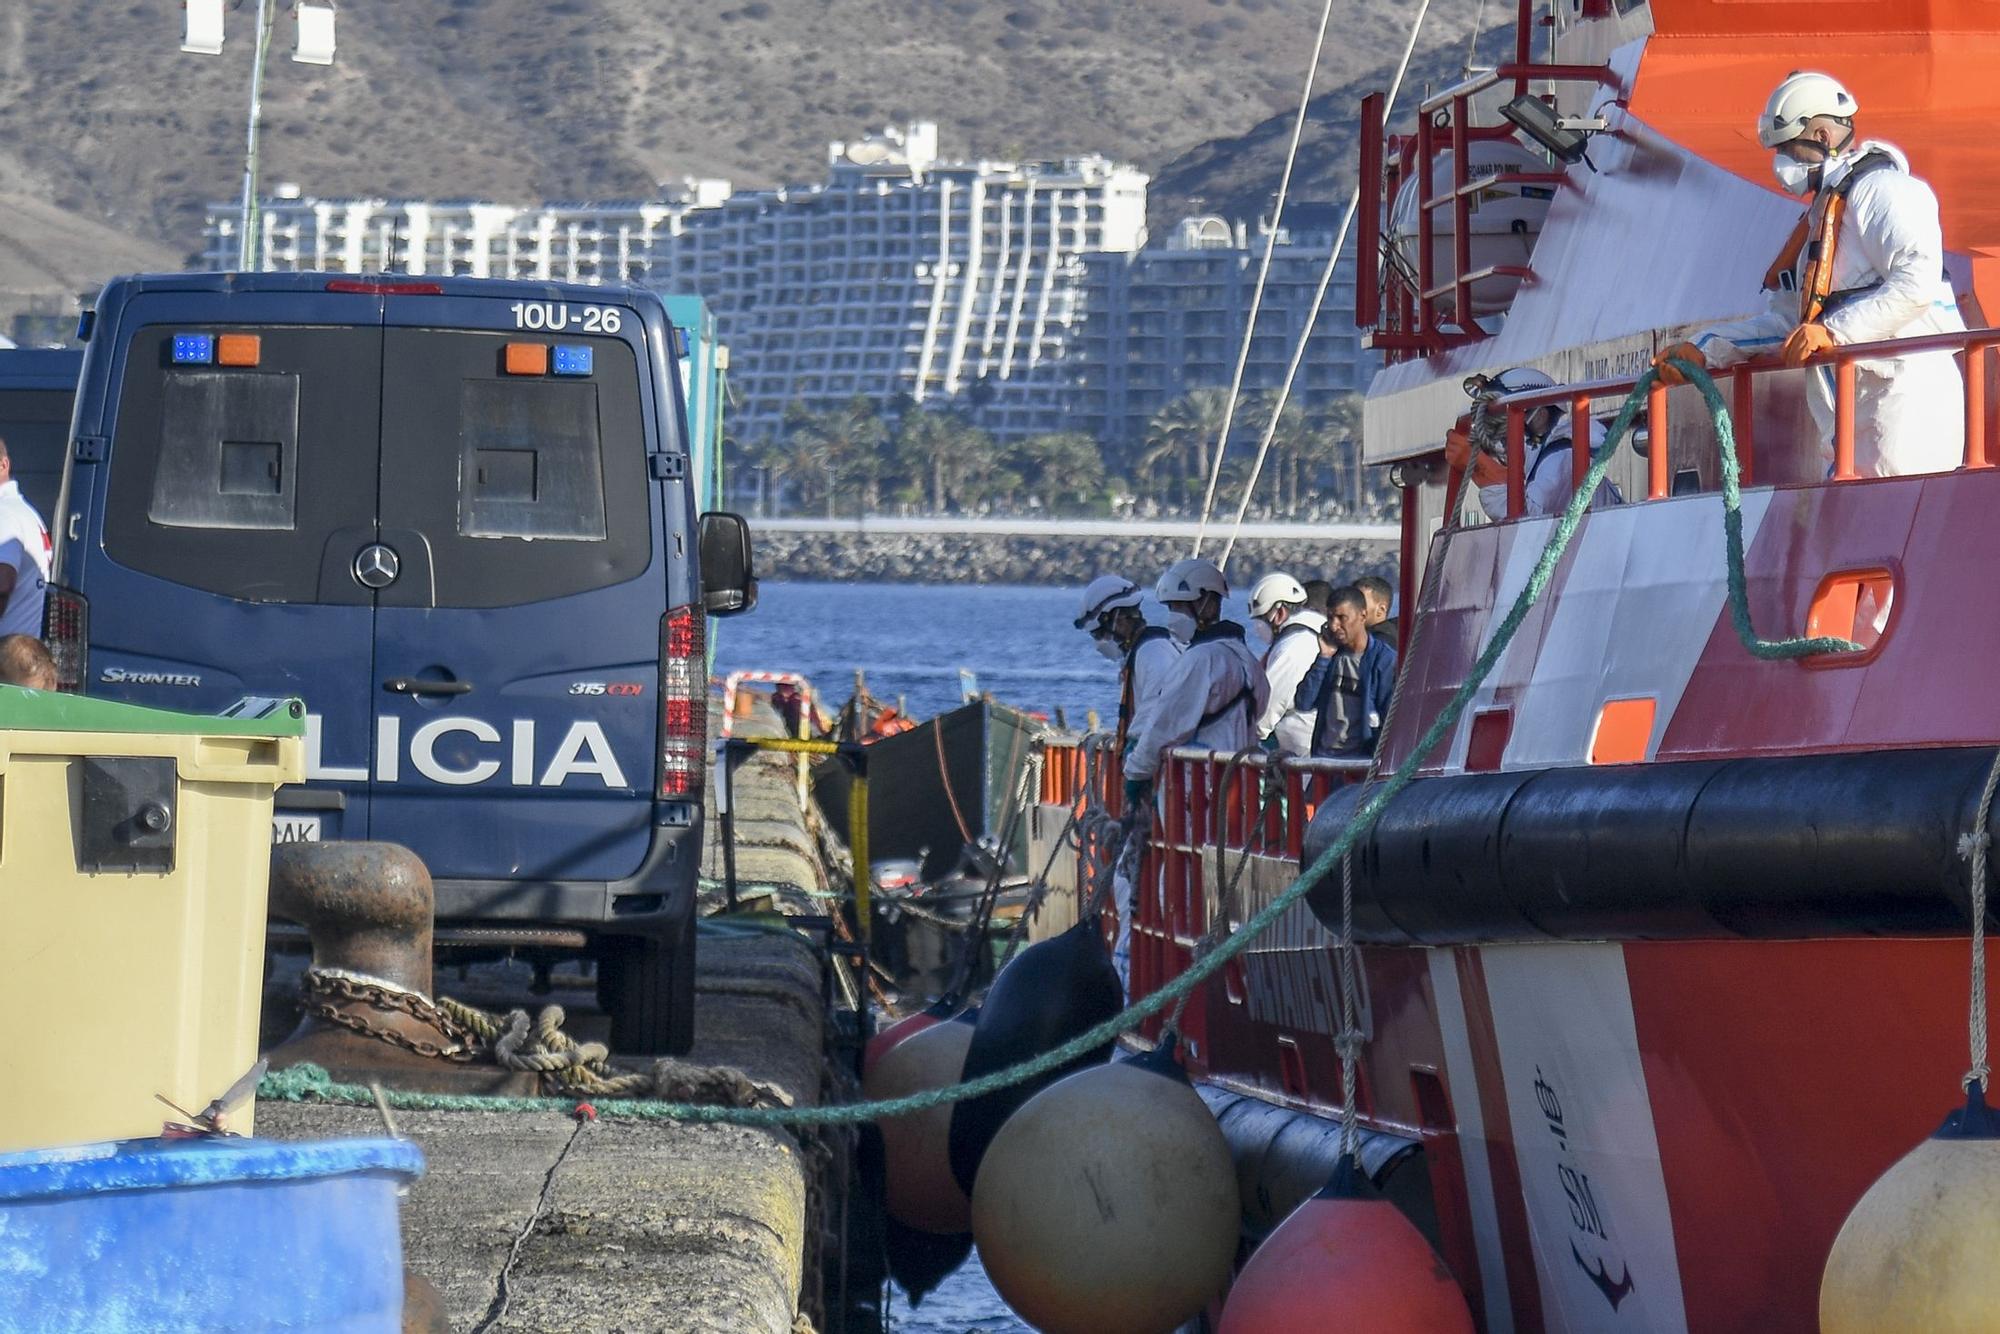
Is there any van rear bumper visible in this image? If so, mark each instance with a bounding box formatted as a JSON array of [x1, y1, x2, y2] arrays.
[[429, 808, 700, 942]]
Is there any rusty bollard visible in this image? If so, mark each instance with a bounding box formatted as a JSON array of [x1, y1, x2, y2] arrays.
[[263, 842, 537, 1094]]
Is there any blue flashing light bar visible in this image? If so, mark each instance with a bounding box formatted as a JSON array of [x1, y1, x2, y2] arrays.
[[171, 333, 215, 365], [552, 345, 593, 377]]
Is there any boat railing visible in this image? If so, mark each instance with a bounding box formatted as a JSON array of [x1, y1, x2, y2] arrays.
[[1482, 325, 2000, 518], [1039, 733, 1368, 863], [1036, 735, 1369, 1052]]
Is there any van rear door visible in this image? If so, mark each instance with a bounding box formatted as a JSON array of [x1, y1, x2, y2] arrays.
[[369, 308, 661, 898], [87, 300, 384, 842]]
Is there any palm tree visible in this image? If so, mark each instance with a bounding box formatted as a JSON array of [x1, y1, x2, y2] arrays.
[[784, 397, 889, 515], [894, 409, 1003, 512], [1140, 387, 1231, 511], [1011, 433, 1107, 513], [1304, 392, 1366, 514], [1247, 390, 1310, 518]]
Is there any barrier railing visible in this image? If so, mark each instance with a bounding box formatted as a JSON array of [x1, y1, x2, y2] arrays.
[[1034, 735, 1370, 1050], [1484, 326, 2000, 517], [1358, 0, 1617, 357]]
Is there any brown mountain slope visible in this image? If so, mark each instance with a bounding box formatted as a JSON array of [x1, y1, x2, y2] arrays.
[[1148, 20, 1517, 228], [0, 0, 1469, 284]]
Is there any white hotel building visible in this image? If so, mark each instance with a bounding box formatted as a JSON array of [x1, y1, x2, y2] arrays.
[[205, 124, 1149, 442]]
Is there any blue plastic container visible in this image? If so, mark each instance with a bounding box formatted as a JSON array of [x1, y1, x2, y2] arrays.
[[0, 1135, 425, 1333]]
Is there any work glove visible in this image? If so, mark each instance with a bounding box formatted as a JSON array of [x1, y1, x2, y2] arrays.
[[1653, 341, 1704, 386], [1781, 322, 1835, 367], [1445, 427, 1507, 489], [1123, 777, 1154, 808]]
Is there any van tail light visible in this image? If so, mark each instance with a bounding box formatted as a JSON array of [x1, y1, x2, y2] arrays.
[[43, 585, 88, 693], [657, 605, 705, 799]]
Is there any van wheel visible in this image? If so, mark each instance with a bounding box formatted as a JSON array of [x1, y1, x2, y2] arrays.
[[596, 927, 696, 1056]]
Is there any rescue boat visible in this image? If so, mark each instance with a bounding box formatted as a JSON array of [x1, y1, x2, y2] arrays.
[[1033, 2, 2000, 1327]]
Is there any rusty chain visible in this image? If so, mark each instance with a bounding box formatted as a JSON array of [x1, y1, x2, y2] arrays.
[[299, 967, 479, 1063]]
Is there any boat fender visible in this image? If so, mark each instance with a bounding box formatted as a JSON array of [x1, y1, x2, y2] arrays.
[[1302, 748, 2000, 944], [946, 919, 1121, 1195], [866, 1018, 978, 1234], [1197, 1083, 1421, 1239], [862, 995, 964, 1079], [1821, 1084, 2000, 1329], [883, 1217, 973, 1308], [1219, 1154, 1476, 1334], [970, 1036, 1240, 1334]]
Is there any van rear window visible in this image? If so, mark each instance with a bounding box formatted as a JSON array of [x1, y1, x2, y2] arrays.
[[150, 372, 299, 531], [378, 327, 651, 609], [459, 380, 607, 541], [105, 324, 381, 604]]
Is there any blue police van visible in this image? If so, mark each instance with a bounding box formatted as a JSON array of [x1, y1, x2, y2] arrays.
[[49, 272, 755, 1053], [0, 346, 83, 521]]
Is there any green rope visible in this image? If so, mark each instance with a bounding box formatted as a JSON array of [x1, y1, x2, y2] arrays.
[[1682, 357, 1864, 659], [258, 361, 1848, 1128]]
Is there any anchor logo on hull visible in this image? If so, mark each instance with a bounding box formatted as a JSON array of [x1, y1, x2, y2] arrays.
[[1572, 1240, 1636, 1310]]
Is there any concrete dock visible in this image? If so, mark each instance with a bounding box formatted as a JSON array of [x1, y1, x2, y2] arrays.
[[257, 703, 853, 1333]]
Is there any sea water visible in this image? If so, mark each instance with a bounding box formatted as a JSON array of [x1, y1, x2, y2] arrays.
[[713, 580, 1260, 725]]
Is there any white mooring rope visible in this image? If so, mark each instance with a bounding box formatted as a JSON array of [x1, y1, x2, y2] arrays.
[[1336, 846, 1364, 1158], [1190, 0, 1339, 556], [1959, 750, 2000, 1091], [1215, 0, 1434, 573]]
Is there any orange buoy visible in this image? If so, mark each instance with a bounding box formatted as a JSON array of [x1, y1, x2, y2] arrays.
[[1220, 1154, 1474, 1334], [971, 1043, 1239, 1334], [863, 998, 961, 1079], [1821, 1085, 2000, 1330], [865, 1016, 976, 1234]]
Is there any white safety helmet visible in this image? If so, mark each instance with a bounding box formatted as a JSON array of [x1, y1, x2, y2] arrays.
[[1074, 574, 1144, 629], [1247, 572, 1308, 619], [1759, 71, 1858, 149], [1156, 557, 1228, 607]]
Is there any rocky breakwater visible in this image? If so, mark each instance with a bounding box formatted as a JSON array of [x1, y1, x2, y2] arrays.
[[755, 528, 1398, 586]]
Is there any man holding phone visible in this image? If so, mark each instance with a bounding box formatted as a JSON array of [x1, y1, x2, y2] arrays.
[[1294, 584, 1398, 760]]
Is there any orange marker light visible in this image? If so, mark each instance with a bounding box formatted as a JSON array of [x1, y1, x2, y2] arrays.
[[216, 333, 262, 367], [504, 342, 549, 376]]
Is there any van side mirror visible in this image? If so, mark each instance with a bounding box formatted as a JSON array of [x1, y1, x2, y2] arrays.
[[697, 511, 757, 616]]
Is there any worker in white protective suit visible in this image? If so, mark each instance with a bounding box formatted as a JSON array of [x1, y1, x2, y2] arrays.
[[1113, 557, 1269, 992], [1074, 573, 1180, 756], [1455, 367, 1620, 521], [1657, 71, 1965, 477], [1247, 572, 1325, 757]]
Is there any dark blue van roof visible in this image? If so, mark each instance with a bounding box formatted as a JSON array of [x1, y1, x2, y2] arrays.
[[100, 271, 663, 306]]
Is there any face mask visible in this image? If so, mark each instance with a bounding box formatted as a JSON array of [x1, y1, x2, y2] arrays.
[[1165, 612, 1197, 645], [1248, 619, 1276, 652], [1094, 637, 1123, 663], [1772, 153, 1816, 196]]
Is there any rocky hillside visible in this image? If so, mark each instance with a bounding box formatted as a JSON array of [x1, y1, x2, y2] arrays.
[[0, 0, 1479, 313], [1148, 19, 1517, 228]]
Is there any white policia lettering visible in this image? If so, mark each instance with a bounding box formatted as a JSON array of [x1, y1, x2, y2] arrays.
[[302, 713, 631, 789]]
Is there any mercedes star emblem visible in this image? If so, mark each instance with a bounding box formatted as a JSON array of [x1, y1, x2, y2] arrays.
[[353, 543, 401, 589]]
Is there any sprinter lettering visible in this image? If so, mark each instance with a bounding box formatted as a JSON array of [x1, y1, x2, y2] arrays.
[[303, 714, 631, 789]]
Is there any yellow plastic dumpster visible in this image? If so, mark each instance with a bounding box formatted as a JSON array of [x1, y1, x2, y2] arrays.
[[0, 689, 303, 1151]]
